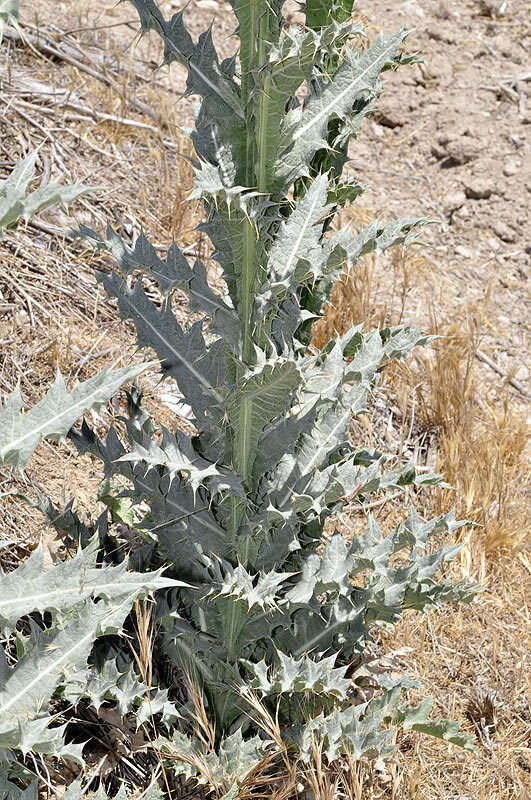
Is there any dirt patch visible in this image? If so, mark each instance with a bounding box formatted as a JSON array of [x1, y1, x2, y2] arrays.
[[349, 0, 530, 395]]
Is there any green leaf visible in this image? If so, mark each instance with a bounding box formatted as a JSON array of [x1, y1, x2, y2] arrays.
[[393, 698, 477, 752], [99, 272, 228, 437], [276, 31, 408, 187], [261, 175, 331, 301], [0, 535, 187, 629], [0, 363, 151, 469], [97, 478, 137, 526], [0, 0, 18, 44], [215, 563, 292, 611], [118, 426, 244, 499], [229, 0, 283, 77], [246, 651, 350, 698], [286, 533, 352, 603], [0, 775, 38, 800], [327, 216, 429, 273], [157, 727, 272, 792], [127, 0, 243, 118], [227, 358, 300, 485], [304, 0, 355, 28], [0, 150, 97, 235], [136, 471, 228, 577], [0, 602, 131, 752], [80, 226, 242, 350], [254, 23, 353, 193], [60, 781, 83, 800], [295, 701, 392, 763]]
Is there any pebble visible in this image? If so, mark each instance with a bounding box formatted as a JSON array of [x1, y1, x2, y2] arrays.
[[463, 177, 494, 200], [436, 0, 451, 19], [443, 191, 466, 213], [455, 245, 472, 258], [503, 162, 519, 177], [491, 220, 517, 243], [374, 98, 406, 128], [515, 366, 529, 383], [493, 34, 517, 59], [15, 311, 29, 325], [426, 24, 454, 44], [444, 136, 480, 165], [195, 0, 219, 10]]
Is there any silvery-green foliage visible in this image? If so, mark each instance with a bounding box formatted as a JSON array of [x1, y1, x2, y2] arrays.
[[0, 774, 38, 800], [1, 0, 478, 794], [57, 784, 159, 800], [0, 363, 152, 469], [0, 150, 96, 238], [0, 0, 18, 44], [0, 536, 183, 767], [156, 728, 271, 797], [75, 783, 164, 800], [75, 0, 476, 784]]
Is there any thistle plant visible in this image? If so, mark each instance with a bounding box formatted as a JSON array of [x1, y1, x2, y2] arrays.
[[0, 0, 479, 795]]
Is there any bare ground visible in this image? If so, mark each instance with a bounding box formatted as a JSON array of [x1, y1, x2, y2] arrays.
[[0, 0, 529, 798]]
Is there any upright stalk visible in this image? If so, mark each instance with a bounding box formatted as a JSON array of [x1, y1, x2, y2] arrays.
[[227, 1, 272, 565], [256, 13, 272, 195]]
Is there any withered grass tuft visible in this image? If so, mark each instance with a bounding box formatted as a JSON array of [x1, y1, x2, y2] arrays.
[[313, 237, 529, 557]]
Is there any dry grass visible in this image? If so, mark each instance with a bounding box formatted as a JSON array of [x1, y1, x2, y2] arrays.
[[1, 1, 530, 798], [314, 225, 530, 559], [392, 307, 529, 556]]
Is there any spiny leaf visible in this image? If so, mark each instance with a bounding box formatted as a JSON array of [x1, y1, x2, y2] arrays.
[[118, 425, 244, 498], [0, 0, 19, 44], [0, 363, 150, 469], [0, 775, 38, 800], [78, 224, 191, 288], [253, 22, 355, 193], [229, 0, 283, 76], [99, 273, 227, 435], [227, 358, 300, 485], [0, 150, 97, 235], [304, 0, 356, 29], [246, 651, 351, 698], [215, 563, 292, 611], [295, 701, 392, 763], [136, 471, 228, 578], [327, 216, 429, 274], [276, 30, 408, 187], [261, 175, 331, 301], [127, 0, 243, 118], [0, 535, 187, 628], [157, 727, 272, 790], [391, 698, 477, 752], [0, 602, 132, 749]]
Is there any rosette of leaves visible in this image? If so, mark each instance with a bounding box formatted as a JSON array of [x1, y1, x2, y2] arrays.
[[1, 0, 479, 795]]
